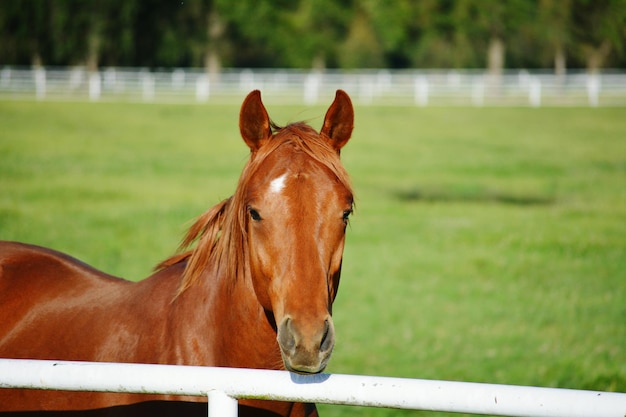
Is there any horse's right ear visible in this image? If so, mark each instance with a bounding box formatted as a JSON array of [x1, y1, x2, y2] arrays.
[[239, 90, 272, 152]]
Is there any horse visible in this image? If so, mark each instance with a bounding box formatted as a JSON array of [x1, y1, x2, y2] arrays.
[[0, 90, 355, 417]]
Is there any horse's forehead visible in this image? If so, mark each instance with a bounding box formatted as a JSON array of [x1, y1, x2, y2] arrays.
[[269, 173, 288, 194], [253, 147, 342, 198]]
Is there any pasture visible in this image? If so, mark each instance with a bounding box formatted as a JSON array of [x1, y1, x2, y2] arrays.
[[1, 99, 624, 416]]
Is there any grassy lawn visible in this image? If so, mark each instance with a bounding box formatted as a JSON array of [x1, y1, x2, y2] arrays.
[[1, 100, 624, 416]]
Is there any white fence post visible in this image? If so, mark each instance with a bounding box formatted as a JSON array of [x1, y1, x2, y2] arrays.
[[89, 72, 101, 101], [196, 74, 210, 102], [142, 72, 155, 101], [304, 72, 320, 105], [0, 68, 10, 88], [34, 67, 46, 100], [208, 390, 238, 417], [414, 76, 429, 107], [172, 69, 185, 89], [587, 74, 600, 107], [472, 78, 485, 106], [529, 77, 541, 107]]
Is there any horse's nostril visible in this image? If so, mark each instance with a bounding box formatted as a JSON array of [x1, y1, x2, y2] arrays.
[[319, 319, 334, 353], [278, 317, 296, 353]]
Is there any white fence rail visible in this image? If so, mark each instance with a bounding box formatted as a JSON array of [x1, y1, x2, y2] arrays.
[[1, 67, 626, 106], [0, 359, 625, 417]]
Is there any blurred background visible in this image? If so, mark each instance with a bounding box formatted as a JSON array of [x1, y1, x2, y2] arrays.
[[2, 0, 625, 106], [2, 0, 626, 71]]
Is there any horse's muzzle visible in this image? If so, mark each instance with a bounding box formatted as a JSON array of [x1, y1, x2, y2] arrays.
[[277, 315, 335, 374]]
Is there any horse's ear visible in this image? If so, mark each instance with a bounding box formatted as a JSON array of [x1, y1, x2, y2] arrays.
[[321, 90, 354, 152], [240, 90, 272, 151]]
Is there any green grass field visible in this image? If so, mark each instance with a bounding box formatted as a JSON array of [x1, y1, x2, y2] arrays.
[[1, 100, 624, 416]]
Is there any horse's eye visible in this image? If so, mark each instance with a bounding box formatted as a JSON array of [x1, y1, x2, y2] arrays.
[[249, 208, 262, 221], [342, 209, 352, 223]]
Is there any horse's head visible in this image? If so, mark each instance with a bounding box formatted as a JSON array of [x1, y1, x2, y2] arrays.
[[239, 90, 354, 374]]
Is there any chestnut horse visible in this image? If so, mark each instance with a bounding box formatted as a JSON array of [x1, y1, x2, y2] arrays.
[[0, 90, 355, 416]]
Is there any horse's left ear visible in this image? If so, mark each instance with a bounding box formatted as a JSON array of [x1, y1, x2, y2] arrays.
[[240, 90, 272, 152], [321, 90, 354, 152]]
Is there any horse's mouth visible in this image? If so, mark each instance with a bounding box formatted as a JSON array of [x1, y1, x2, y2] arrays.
[[284, 361, 327, 375], [280, 348, 330, 375]]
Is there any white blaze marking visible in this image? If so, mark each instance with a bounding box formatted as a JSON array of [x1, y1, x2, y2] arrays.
[[269, 174, 287, 194]]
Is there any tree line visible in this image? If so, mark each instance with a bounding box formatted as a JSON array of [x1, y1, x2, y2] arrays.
[[1, 0, 625, 73]]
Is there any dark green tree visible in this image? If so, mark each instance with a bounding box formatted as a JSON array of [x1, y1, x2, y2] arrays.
[[451, 0, 535, 74], [286, 0, 354, 68], [2, 0, 625, 70], [338, 4, 384, 68], [213, 0, 298, 67], [571, 0, 626, 71], [0, 0, 50, 66], [148, 0, 224, 75], [536, 0, 573, 74]]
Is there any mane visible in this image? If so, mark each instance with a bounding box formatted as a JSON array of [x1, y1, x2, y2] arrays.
[[156, 122, 353, 295]]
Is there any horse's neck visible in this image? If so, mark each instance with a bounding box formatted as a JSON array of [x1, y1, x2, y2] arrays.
[[165, 264, 282, 369]]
